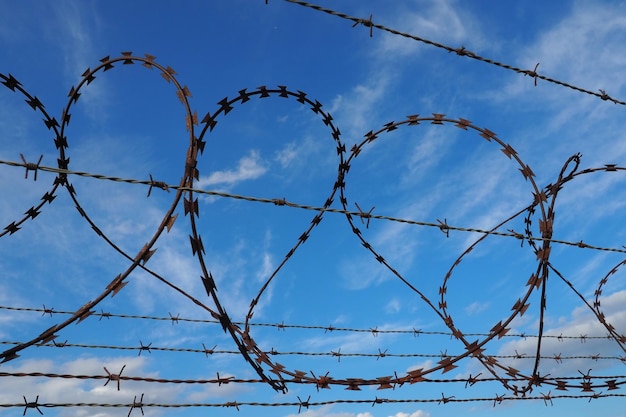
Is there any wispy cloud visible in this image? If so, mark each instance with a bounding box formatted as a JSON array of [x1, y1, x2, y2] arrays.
[[390, 411, 430, 417], [284, 404, 374, 417], [46, 1, 101, 79], [197, 150, 267, 188], [495, 290, 626, 377], [328, 72, 393, 142], [518, 2, 626, 94], [374, 0, 485, 59], [465, 301, 489, 316], [385, 298, 402, 314], [275, 142, 298, 168], [491, 1, 626, 142]]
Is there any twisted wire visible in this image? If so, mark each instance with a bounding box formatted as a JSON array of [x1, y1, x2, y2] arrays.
[[1, 157, 625, 254], [282, 0, 625, 105], [1, 49, 625, 401], [3, 393, 626, 412], [2, 305, 621, 341], [3, 340, 623, 363], [3, 370, 625, 386]]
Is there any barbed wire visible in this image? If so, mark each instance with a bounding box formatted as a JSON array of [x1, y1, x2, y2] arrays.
[[2, 157, 626, 255], [2, 47, 626, 403], [3, 340, 623, 363], [190, 91, 626, 394], [3, 392, 626, 415], [281, 0, 625, 105], [1, 305, 622, 341], [3, 370, 625, 387]]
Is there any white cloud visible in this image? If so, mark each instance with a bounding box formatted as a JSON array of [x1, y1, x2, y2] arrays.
[[401, 129, 453, 186], [47, 1, 100, 78], [390, 411, 430, 417], [493, 1, 626, 137], [521, 2, 626, 92], [374, 0, 485, 59], [328, 70, 394, 142], [257, 252, 275, 282], [197, 150, 267, 188], [385, 298, 401, 314], [465, 301, 489, 316], [495, 290, 626, 377], [284, 404, 374, 417], [275, 142, 298, 168], [0, 356, 180, 417]]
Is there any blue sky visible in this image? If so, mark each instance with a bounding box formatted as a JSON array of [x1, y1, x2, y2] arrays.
[[1, 1, 626, 416]]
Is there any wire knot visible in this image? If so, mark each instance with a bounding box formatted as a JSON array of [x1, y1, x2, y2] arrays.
[[312, 371, 331, 390], [297, 395, 311, 414], [20, 154, 43, 181], [147, 174, 169, 197], [371, 396, 385, 407], [438, 392, 455, 404], [437, 218, 450, 237], [352, 14, 374, 37], [138, 341, 152, 356], [41, 304, 54, 317], [104, 364, 126, 391], [377, 348, 387, 360], [272, 197, 287, 206], [525, 62, 540, 86], [465, 373, 482, 388], [598, 89, 617, 103], [541, 390, 553, 406], [355, 202, 375, 228], [168, 312, 180, 324], [453, 46, 470, 56], [22, 395, 43, 416], [127, 393, 144, 417], [224, 401, 240, 410], [203, 343, 217, 357]]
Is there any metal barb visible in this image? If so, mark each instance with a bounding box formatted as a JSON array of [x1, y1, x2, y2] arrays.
[[437, 218, 450, 237], [41, 305, 53, 317], [354, 202, 375, 228], [127, 393, 144, 417], [138, 341, 152, 356], [22, 395, 43, 416], [147, 173, 170, 197], [20, 154, 43, 181], [104, 365, 126, 391], [297, 395, 310, 414], [351, 13, 373, 37], [169, 312, 180, 324]]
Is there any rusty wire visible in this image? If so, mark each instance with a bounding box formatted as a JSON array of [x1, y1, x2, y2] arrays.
[[2, 339, 624, 363], [190, 101, 626, 395], [1, 49, 626, 410], [3, 370, 625, 387]]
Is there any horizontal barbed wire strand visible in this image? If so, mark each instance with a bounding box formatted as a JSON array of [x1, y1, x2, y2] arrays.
[[0, 25, 624, 403], [282, 0, 625, 105], [3, 370, 625, 385], [1, 158, 625, 254], [2, 340, 623, 363], [1, 305, 621, 341], [4, 393, 626, 411]]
